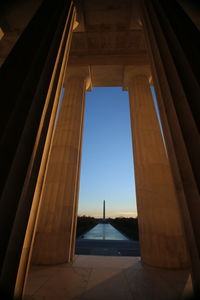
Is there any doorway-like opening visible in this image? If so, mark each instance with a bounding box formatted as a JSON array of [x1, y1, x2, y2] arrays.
[[75, 87, 139, 257]]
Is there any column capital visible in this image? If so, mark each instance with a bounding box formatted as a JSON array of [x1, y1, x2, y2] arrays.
[[123, 65, 152, 90], [63, 65, 92, 90], [73, 9, 79, 31]]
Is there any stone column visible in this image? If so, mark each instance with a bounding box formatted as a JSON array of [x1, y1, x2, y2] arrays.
[[32, 66, 91, 264], [140, 0, 200, 291], [0, 1, 75, 298], [124, 66, 189, 269]]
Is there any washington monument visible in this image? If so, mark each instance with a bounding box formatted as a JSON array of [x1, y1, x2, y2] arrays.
[[103, 200, 105, 222]]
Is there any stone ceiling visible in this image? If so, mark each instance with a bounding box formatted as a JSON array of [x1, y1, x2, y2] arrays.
[[1, 0, 196, 86], [69, 0, 149, 87]]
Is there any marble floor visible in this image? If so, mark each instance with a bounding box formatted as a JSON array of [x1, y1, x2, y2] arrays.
[[24, 255, 193, 300]]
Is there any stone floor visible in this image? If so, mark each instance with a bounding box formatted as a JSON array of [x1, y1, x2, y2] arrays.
[[24, 255, 193, 300]]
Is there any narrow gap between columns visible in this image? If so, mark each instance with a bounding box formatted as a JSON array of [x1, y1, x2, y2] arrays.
[[75, 87, 140, 258], [150, 85, 168, 155], [54, 87, 65, 127]]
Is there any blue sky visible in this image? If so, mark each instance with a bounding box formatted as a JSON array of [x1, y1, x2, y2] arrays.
[[78, 87, 137, 218]]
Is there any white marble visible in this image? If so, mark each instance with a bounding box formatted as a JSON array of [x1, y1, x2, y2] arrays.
[[24, 255, 193, 300]]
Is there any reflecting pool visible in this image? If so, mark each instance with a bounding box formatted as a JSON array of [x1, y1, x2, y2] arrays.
[[82, 223, 128, 240]]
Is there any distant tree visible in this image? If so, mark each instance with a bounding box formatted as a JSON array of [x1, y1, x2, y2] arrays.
[[76, 215, 98, 237], [110, 217, 139, 240]]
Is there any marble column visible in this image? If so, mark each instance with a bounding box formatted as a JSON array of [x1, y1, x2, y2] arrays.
[[140, 0, 200, 291], [0, 1, 75, 298], [32, 66, 91, 264], [124, 66, 189, 269]]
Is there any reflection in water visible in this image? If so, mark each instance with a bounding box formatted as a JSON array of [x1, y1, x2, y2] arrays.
[[82, 223, 128, 240]]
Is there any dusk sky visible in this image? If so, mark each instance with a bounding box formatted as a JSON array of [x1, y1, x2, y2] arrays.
[[78, 87, 137, 218]]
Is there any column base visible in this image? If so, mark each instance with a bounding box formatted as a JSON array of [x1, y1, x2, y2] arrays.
[[31, 232, 70, 265], [140, 233, 189, 269]]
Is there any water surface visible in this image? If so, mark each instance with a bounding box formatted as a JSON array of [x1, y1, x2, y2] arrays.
[[82, 223, 128, 240]]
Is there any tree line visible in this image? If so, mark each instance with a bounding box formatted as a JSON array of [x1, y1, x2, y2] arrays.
[[76, 216, 139, 240]]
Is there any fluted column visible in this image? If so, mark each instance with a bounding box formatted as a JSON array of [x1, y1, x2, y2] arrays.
[[0, 1, 75, 298], [124, 66, 189, 269], [32, 66, 91, 264], [140, 0, 200, 292]]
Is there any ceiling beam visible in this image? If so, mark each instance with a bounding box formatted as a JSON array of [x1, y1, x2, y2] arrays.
[[68, 52, 148, 65]]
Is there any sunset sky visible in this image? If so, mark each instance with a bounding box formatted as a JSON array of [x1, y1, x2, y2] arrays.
[[78, 87, 137, 218]]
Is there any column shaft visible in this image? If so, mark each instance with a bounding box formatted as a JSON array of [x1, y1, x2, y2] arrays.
[[141, 0, 200, 290], [69, 103, 85, 262], [128, 74, 188, 268], [0, 1, 74, 298], [32, 75, 86, 264]]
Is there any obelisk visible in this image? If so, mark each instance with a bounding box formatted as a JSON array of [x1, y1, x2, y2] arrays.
[[103, 200, 105, 222]]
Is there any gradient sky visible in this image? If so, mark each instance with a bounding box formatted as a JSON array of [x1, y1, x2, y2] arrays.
[[78, 87, 137, 218]]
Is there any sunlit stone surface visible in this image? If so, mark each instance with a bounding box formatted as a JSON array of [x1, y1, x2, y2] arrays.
[[1, 0, 198, 297]]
